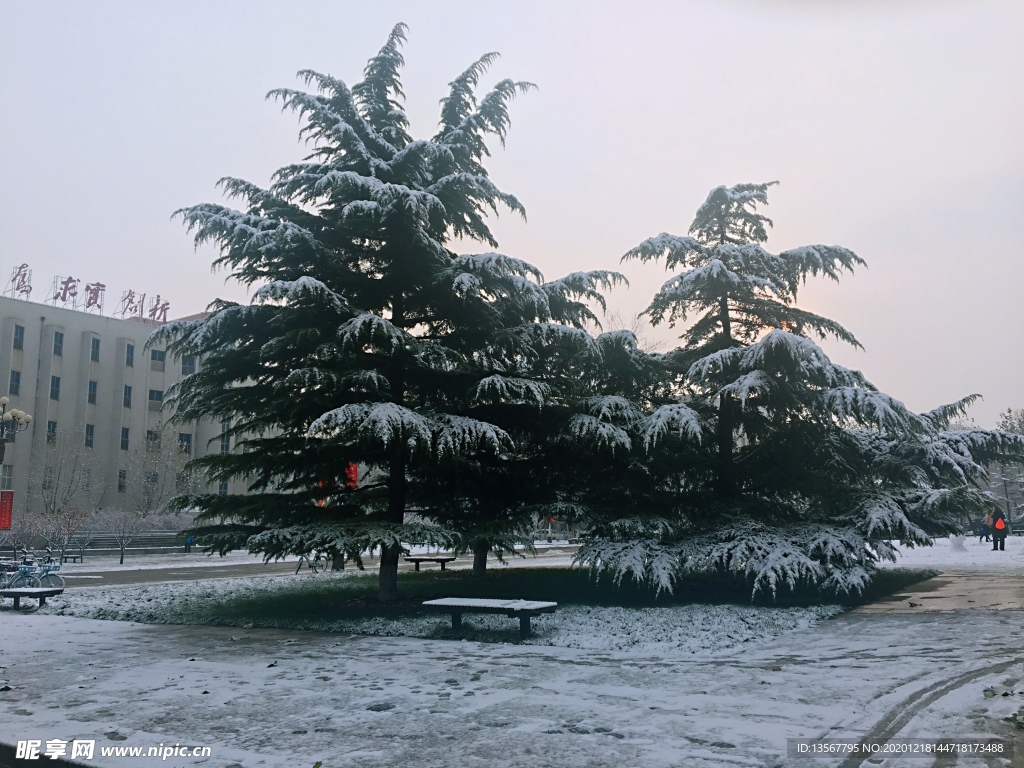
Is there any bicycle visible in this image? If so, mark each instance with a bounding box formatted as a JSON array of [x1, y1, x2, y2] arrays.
[[1, 560, 41, 589], [34, 548, 65, 588], [8, 547, 64, 589], [295, 552, 328, 574]]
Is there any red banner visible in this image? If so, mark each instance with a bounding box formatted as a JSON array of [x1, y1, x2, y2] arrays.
[[0, 491, 12, 530]]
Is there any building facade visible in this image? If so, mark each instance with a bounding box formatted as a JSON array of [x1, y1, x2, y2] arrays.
[[0, 296, 233, 518]]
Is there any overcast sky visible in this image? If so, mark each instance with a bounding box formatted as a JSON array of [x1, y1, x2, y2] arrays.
[[1, 1, 1021, 425]]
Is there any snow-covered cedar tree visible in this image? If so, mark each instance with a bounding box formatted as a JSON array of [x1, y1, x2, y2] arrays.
[[575, 182, 1024, 598], [153, 24, 617, 601]]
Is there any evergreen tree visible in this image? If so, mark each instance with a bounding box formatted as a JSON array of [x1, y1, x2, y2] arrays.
[[416, 300, 630, 577], [576, 183, 1024, 596], [987, 408, 1024, 524], [155, 25, 614, 601]]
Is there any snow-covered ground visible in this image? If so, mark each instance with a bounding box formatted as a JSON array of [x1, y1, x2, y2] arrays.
[[42, 571, 842, 654], [0, 538, 1020, 767], [0, 610, 1020, 768], [879, 534, 1024, 573]]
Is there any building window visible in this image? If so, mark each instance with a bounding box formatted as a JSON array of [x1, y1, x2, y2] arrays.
[[181, 355, 196, 376], [8, 370, 20, 397], [123, 385, 132, 408], [88, 380, 97, 405], [12, 325, 24, 351], [117, 469, 127, 493], [46, 421, 57, 445], [49, 375, 60, 401], [218, 480, 229, 496], [125, 343, 134, 367], [149, 389, 163, 402], [0, 465, 12, 491], [42, 467, 54, 491], [82, 469, 91, 493], [53, 331, 64, 357], [178, 432, 192, 456], [145, 471, 159, 489], [85, 424, 95, 448], [151, 349, 166, 363], [91, 338, 101, 362], [120, 427, 130, 451], [220, 418, 230, 454]]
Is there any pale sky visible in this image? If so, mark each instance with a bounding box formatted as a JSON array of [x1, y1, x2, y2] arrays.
[[2, 1, 1021, 425]]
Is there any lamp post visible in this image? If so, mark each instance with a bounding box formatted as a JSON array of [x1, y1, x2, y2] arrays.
[[0, 396, 32, 464]]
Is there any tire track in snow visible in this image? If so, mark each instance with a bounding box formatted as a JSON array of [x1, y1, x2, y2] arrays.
[[836, 655, 1024, 768]]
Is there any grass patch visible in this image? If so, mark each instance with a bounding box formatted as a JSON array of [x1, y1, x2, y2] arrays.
[[182, 565, 940, 627]]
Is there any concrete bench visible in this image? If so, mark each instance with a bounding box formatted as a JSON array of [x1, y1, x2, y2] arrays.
[[423, 598, 558, 638], [0, 587, 64, 609], [405, 556, 457, 571], [61, 552, 83, 563]]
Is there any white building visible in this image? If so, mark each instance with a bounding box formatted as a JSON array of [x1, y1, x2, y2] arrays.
[[0, 296, 233, 516]]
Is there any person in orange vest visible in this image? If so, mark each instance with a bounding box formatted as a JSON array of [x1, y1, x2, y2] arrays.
[[992, 510, 1009, 551]]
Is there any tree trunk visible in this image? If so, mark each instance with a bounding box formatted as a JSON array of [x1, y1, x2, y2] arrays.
[[715, 294, 736, 496], [472, 539, 489, 578], [379, 291, 406, 604], [378, 545, 400, 602]]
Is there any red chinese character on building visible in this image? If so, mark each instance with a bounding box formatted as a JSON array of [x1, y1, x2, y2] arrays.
[[116, 290, 144, 318], [147, 295, 170, 323], [83, 282, 106, 312], [8, 264, 32, 298], [52, 276, 80, 305]]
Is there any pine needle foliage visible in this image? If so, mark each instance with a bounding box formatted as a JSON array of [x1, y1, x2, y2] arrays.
[[155, 24, 616, 601]]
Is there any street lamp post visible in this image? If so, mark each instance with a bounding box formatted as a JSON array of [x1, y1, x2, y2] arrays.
[[0, 396, 32, 463]]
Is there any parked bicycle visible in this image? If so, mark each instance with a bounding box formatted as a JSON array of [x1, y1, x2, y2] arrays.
[[32, 549, 65, 589], [0, 559, 40, 589], [295, 552, 328, 574], [1, 548, 65, 589]]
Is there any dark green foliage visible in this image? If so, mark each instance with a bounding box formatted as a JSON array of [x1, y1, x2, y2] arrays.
[[156, 25, 615, 601], [575, 183, 1024, 597]]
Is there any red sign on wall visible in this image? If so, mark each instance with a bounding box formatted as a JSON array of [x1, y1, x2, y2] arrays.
[[0, 491, 12, 530]]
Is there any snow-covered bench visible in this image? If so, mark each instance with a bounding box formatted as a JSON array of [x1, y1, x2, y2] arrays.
[[404, 556, 457, 571], [0, 587, 64, 610], [423, 598, 557, 639]]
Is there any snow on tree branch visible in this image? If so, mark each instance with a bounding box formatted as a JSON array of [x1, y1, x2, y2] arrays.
[[641, 404, 703, 449]]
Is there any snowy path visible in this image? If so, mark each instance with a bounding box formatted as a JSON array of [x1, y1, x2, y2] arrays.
[[1, 611, 1022, 768]]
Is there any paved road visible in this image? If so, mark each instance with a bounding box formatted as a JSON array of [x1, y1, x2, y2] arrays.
[[61, 560, 299, 587], [853, 569, 1024, 613], [59, 546, 579, 589]]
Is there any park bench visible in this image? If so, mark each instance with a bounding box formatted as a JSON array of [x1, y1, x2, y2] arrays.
[[404, 556, 457, 571], [423, 598, 558, 639], [0, 587, 64, 610]]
